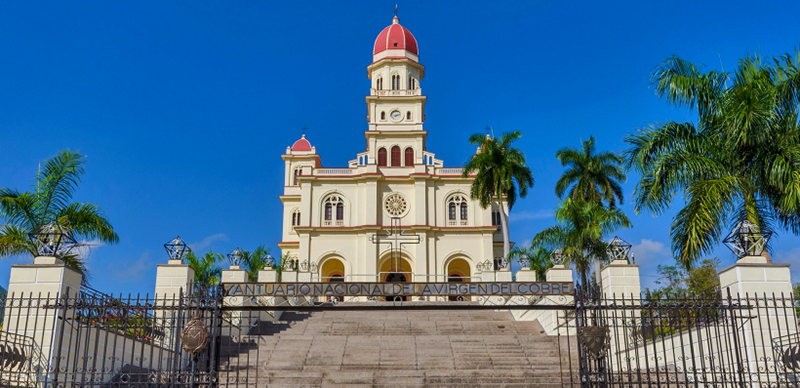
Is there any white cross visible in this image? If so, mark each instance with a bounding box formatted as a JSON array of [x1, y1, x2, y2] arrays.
[[369, 217, 421, 274]]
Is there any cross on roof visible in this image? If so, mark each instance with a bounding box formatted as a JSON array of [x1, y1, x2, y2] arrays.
[[301, 125, 307, 135], [369, 217, 421, 275], [393, 4, 399, 17]]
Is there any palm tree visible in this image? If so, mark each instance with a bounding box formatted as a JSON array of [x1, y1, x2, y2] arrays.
[[533, 198, 632, 285], [625, 52, 800, 269], [463, 131, 534, 258], [555, 136, 626, 208], [185, 251, 223, 294], [241, 245, 271, 282], [0, 150, 119, 277], [507, 245, 552, 281]]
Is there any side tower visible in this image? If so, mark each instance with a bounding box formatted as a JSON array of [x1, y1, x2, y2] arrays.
[[279, 135, 319, 256]]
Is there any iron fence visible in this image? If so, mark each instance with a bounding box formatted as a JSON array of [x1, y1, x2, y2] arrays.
[[574, 286, 800, 387]]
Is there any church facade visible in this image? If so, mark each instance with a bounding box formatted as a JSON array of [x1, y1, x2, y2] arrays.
[[278, 15, 509, 285]]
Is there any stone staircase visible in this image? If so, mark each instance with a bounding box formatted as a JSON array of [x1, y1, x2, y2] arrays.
[[217, 303, 578, 387]]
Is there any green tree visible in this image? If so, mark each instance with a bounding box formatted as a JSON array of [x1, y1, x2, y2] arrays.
[[507, 245, 552, 280], [793, 283, 800, 317], [625, 52, 800, 269], [185, 251, 223, 294], [463, 132, 534, 258], [533, 198, 632, 285], [0, 150, 119, 277], [648, 258, 720, 300], [555, 136, 626, 208], [240, 245, 271, 282]]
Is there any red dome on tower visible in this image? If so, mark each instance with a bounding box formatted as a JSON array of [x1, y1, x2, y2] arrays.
[[291, 134, 312, 152], [373, 16, 418, 58]]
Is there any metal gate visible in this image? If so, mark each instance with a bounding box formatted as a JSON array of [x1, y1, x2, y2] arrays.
[[573, 286, 800, 387]]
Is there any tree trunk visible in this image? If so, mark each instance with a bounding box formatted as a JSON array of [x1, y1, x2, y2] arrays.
[[496, 200, 511, 262], [581, 269, 588, 286]]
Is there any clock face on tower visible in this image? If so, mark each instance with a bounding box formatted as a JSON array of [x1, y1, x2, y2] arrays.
[[390, 110, 402, 122]]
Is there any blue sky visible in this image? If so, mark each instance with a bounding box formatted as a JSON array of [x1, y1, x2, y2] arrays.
[[2, 1, 800, 295]]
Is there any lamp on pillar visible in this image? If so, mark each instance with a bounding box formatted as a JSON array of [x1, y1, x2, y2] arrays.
[[227, 248, 244, 268], [550, 248, 565, 266], [723, 220, 773, 259], [29, 220, 77, 258], [164, 236, 190, 263], [607, 236, 632, 263], [518, 253, 530, 268]]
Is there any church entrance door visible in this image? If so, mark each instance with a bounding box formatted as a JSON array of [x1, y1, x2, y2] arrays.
[[385, 272, 408, 301]]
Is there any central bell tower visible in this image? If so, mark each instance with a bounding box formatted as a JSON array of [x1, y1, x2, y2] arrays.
[[366, 15, 426, 132], [364, 15, 428, 168]]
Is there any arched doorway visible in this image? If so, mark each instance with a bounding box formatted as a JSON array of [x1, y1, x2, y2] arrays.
[[447, 258, 471, 301], [379, 255, 413, 301], [320, 258, 345, 302]]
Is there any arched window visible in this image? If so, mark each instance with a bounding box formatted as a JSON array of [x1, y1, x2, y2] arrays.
[[293, 167, 301, 186], [447, 195, 469, 226], [376, 77, 383, 90], [391, 146, 401, 166], [404, 147, 414, 166], [323, 195, 345, 226], [406, 111, 411, 120], [378, 148, 387, 166], [391, 74, 399, 90], [380, 111, 386, 120], [408, 76, 412, 89], [291, 208, 301, 228]]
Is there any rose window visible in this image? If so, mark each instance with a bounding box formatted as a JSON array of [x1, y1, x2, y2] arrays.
[[384, 193, 408, 217]]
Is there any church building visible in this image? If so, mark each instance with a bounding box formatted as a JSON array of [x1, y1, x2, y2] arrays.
[[278, 15, 510, 286]]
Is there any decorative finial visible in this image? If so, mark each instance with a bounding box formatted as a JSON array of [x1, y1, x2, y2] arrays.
[[301, 124, 307, 135], [393, 4, 399, 17]]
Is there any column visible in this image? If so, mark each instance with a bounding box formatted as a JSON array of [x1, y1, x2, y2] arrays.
[[4, 256, 83, 378], [220, 265, 254, 335], [719, 254, 795, 384], [599, 259, 641, 374]]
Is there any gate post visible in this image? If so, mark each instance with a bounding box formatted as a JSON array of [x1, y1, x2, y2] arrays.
[[4, 256, 83, 384], [599, 259, 641, 375], [220, 265, 255, 335], [154, 258, 195, 349], [718, 254, 796, 385]]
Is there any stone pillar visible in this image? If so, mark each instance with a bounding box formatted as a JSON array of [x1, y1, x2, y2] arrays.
[[495, 268, 512, 282], [282, 268, 298, 282], [3, 256, 83, 369], [154, 259, 195, 348], [154, 259, 195, 299], [546, 264, 574, 283], [514, 264, 574, 336], [258, 267, 279, 282], [719, 255, 796, 384], [220, 266, 255, 335], [599, 259, 641, 373], [256, 268, 283, 321], [600, 259, 641, 298], [515, 267, 537, 282]]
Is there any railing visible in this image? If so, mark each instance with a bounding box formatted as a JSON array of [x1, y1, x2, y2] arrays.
[[437, 167, 465, 175], [371, 88, 421, 96], [315, 168, 352, 175]]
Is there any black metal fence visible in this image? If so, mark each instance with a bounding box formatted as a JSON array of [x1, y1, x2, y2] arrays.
[[0, 289, 223, 387], [3, 283, 799, 387], [573, 286, 800, 387]]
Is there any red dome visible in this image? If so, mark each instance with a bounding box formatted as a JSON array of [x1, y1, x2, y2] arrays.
[[373, 16, 418, 57], [291, 134, 312, 152]]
